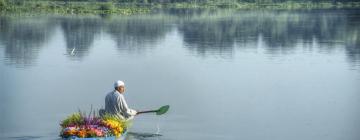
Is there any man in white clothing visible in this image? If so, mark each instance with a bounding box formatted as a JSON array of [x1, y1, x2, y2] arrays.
[[104, 80, 137, 119]]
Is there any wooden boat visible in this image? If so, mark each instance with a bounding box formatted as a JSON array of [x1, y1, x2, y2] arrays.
[[62, 117, 133, 140], [64, 131, 128, 140], [61, 105, 169, 140]]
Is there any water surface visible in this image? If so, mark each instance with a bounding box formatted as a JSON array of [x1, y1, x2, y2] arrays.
[[0, 9, 360, 140]]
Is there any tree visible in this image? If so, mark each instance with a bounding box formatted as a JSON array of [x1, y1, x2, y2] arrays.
[[0, 0, 7, 10]]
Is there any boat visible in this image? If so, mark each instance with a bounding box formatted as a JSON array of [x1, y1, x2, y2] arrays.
[[60, 113, 133, 140], [64, 131, 128, 140], [60, 105, 168, 140]]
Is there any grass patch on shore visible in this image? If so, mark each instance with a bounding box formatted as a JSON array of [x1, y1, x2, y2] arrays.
[[159, 1, 360, 9], [0, 1, 359, 15], [0, 1, 150, 15]]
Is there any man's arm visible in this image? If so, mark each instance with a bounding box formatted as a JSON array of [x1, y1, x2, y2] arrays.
[[118, 95, 137, 117]]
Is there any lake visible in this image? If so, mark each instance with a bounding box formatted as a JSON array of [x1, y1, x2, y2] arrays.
[[0, 9, 360, 140]]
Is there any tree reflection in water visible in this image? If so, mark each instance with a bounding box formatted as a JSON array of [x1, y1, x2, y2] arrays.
[[0, 9, 359, 67]]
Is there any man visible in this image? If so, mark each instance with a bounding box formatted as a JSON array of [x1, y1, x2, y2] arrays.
[[103, 80, 137, 119]]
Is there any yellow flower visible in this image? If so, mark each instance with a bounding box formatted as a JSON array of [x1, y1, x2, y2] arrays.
[[102, 118, 126, 137]]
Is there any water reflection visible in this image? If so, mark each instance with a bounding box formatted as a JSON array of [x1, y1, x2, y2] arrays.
[[344, 11, 360, 66], [125, 132, 162, 140], [178, 18, 236, 58], [7, 136, 43, 140], [0, 16, 55, 67], [0, 9, 359, 67], [346, 43, 360, 67], [177, 10, 359, 58], [106, 16, 172, 53], [60, 16, 102, 60]]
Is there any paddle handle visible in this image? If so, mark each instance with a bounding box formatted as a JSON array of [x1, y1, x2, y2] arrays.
[[137, 110, 158, 115]]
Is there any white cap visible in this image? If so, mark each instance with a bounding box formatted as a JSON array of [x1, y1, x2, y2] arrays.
[[114, 80, 125, 88]]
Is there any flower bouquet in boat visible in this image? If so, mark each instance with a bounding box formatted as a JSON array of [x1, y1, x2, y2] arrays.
[[59, 105, 169, 139], [59, 111, 130, 140]]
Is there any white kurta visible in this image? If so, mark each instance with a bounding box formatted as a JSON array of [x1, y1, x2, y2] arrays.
[[104, 90, 137, 119]]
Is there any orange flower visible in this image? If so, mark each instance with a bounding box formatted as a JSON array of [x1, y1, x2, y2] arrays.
[[63, 129, 77, 136], [77, 129, 87, 138]]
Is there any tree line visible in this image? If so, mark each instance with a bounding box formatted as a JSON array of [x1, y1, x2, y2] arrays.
[[28, 0, 360, 3]]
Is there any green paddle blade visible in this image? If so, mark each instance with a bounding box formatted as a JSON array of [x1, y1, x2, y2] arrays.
[[156, 105, 170, 115]]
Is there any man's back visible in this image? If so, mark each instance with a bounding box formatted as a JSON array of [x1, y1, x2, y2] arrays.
[[103, 80, 137, 119], [104, 90, 136, 119], [105, 90, 121, 116]]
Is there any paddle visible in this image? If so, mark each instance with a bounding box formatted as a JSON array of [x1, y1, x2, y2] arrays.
[[137, 105, 170, 115]]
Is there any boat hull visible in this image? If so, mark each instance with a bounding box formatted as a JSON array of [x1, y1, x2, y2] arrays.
[[64, 131, 127, 140]]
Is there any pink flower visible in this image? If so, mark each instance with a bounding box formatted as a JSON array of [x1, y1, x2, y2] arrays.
[[95, 129, 104, 137]]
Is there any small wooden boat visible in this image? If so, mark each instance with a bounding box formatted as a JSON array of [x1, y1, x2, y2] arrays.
[[61, 117, 133, 140], [61, 105, 169, 140], [64, 131, 128, 140]]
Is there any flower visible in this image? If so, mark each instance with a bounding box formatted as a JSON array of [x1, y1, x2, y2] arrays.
[[60, 111, 127, 138], [61, 126, 78, 137], [94, 128, 104, 137], [77, 129, 87, 138], [101, 119, 125, 137]]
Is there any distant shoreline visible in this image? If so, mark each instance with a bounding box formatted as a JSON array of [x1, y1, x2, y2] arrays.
[[1, 1, 360, 15]]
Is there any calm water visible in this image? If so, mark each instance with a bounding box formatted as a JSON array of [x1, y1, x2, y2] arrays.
[[0, 9, 360, 140]]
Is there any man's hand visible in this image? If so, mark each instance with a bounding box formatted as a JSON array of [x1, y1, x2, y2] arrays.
[[128, 109, 137, 116]]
